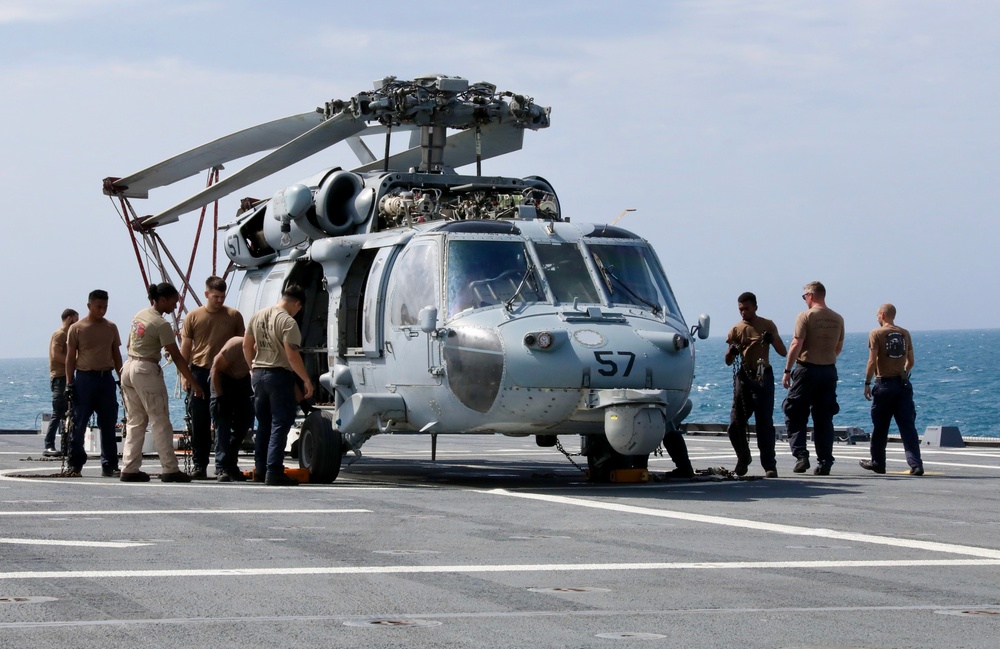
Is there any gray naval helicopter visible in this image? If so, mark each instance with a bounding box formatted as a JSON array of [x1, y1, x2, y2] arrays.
[[104, 75, 710, 483]]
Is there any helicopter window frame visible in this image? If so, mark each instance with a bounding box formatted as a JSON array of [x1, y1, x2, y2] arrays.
[[255, 262, 290, 313], [444, 235, 545, 319], [386, 239, 441, 330], [531, 240, 603, 306], [584, 240, 684, 321], [236, 268, 267, 322], [361, 248, 395, 357]]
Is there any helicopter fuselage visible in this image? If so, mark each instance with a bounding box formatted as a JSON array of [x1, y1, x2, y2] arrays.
[[229, 172, 698, 462]]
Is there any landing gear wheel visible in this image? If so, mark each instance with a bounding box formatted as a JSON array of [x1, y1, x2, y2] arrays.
[[583, 435, 649, 483], [298, 411, 343, 483]]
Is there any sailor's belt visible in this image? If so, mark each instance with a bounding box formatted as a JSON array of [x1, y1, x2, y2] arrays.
[[875, 375, 905, 381], [128, 355, 160, 363], [796, 360, 834, 368]]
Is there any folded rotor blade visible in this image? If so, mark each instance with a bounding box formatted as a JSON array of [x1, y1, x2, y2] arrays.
[[110, 112, 325, 198], [141, 111, 366, 228], [351, 121, 525, 174]]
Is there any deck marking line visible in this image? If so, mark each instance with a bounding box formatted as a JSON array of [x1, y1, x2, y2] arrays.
[[0, 538, 150, 548], [484, 489, 1000, 559], [0, 509, 371, 517], [0, 558, 999, 581], [2, 602, 999, 629]]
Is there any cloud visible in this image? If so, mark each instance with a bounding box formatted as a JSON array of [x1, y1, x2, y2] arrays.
[[0, 0, 140, 23], [1, 0, 999, 360]]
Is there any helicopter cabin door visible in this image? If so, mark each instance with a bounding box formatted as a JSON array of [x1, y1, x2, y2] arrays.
[[383, 239, 442, 387], [360, 247, 393, 358]]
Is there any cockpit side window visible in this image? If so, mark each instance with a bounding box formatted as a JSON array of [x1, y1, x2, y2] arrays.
[[586, 242, 682, 318], [388, 241, 440, 327], [533, 242, 601, 304], [447, 239, 542, 317]]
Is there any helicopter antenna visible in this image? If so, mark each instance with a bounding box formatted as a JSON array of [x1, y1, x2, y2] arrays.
[[609, 208, 636, 226]]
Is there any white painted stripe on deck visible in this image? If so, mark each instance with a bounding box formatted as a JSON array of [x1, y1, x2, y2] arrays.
[[917, 460, 1000, 470], [0, 508, 371, 517], [485, 489, 1000, 559], [3, 601, 1000, 629], [0, 538, 150, 548], [0, 558, 999, 581]]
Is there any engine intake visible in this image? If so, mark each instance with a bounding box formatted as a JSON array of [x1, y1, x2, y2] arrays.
[[315, 171, 371, 235]]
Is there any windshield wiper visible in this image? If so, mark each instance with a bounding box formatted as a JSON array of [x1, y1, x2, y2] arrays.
[[592, 253, 662, 316], [504, 262, 540, 311]]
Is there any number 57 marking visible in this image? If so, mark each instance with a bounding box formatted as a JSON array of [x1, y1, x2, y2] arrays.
[[594, 351, 636, 377]]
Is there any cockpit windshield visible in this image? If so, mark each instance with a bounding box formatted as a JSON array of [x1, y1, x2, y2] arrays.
[[447, 240, 544, 317], [533, 242, 601, 304], [586, 242, 682, 318]]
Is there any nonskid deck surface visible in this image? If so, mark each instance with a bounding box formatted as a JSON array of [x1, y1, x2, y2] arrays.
[[2, 432, 999, 649]]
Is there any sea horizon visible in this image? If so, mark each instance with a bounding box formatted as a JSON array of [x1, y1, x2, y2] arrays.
[[3, 329, 998, 438]]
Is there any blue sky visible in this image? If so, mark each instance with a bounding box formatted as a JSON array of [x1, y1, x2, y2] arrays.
[[1, 0, 998, 358]]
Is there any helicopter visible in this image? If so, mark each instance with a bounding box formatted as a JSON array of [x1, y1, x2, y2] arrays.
[[103, 74, 710, 483]]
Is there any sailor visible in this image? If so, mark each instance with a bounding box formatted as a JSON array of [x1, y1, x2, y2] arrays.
[[65, 290, 123, 478], [120, 282, 204, 483], [209, 336, 253, 482], [180, 276, 245, 479], [662, 428, 697, 478], [860, 304, 924, 476], [243, 284, 314, 486], [45, 308, 78, 457], [725, 292, 787, 477], [782, 281, 845, 475]]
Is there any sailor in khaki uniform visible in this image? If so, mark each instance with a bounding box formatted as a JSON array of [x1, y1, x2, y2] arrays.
[[119, 283, 204, 483], [782, 281, 845, 475], [860, 303, 924, 476], [725, 292, 787, 477]]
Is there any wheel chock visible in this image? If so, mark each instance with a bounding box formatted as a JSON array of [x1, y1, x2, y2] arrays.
[[610, 468, 649, 483]]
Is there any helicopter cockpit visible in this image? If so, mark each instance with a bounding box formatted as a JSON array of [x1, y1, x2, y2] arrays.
[[437, 225, 683, 323]]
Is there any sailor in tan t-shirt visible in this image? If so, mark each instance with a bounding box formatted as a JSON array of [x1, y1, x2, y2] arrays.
[[724, 292, 787, 477], [209, 336, 253, 481], [65, 290, 123, 477], [44, 308, 79, 456], [244, 284, 313, 486], [180, 276, 245, 478], [781, 281, 845, 475], [859, 303, 924, 476], [119, 283, 204, 483]]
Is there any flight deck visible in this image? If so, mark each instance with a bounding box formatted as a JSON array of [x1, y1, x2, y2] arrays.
[[2, 432, 999, 648]]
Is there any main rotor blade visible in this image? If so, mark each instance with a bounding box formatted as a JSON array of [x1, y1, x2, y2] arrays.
[[109, 112, 325, 198], [141, 111, 366, 228], [351, 121, 525, 173]]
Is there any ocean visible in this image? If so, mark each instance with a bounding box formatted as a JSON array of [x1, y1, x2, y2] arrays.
[[2, 329, 997, 437]]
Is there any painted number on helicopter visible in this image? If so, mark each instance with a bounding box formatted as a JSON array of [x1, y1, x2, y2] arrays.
[[593, 351, 636, 377]]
